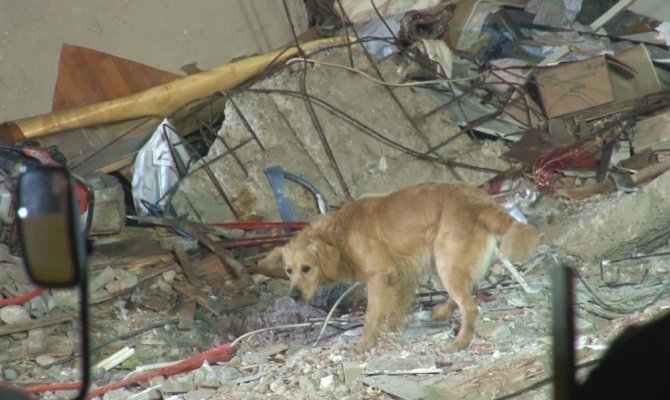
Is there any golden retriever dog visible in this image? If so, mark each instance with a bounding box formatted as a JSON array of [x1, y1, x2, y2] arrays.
[[260, 182, 540, 353]]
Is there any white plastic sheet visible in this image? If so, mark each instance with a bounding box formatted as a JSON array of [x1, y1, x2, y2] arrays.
[[131, 118, 191, 215]]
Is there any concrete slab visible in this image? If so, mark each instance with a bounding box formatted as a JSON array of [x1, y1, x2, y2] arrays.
[[541, 170, 670, 260]]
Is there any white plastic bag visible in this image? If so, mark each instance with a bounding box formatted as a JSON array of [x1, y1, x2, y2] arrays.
[[131, 118, 190, 215]]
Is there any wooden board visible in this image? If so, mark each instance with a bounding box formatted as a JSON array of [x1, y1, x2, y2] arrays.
[[52, 44, 181, 111]]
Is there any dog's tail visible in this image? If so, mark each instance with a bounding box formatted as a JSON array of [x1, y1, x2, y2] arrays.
[[478, 204, 540, 263]]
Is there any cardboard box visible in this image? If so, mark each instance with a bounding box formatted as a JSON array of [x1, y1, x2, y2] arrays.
[[534, 45, 662, 118], [535, 55, 615, 118]]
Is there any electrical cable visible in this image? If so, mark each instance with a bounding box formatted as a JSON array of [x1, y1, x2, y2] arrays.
[[286, 57, 490, 87], [575, 269, 670, 315]]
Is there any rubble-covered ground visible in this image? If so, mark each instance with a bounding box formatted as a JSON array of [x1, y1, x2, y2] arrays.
[[4, 1, 670, 399], [4, 229, 670, 400]]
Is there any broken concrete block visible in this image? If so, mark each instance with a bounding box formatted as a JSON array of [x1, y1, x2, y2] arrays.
[[541, 169, 670, 260], [105, 270, 139, 293], [475, 320, 512, 341], [90, 266, 116, 293], [363, 353, 441, 375], [0, 305, 31, 324], [319, 374, 335, 391], [240, 351, 269, 365], [127, 388, 161, 400], [171, 46, 500, 224], [360, 375, 446, 400], [183, 389, 216, 400], [81, 172, 126, 235], [102, 388, 134, 400], [159, 381, 197, 394], [342, 361, 364, 387], [204, 365, 243, 383], [299, 375, 316, 391]]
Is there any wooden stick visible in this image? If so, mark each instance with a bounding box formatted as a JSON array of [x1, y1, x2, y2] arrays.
[[621, 159, 670, 187], [0, 313, 72, 337], [0, 37, 351, 143]]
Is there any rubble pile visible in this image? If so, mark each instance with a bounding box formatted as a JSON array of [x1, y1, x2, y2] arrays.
[[2, 0, 670, 398]]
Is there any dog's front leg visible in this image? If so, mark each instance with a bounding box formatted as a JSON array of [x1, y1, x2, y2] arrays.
[[353, 274, 397, 354]]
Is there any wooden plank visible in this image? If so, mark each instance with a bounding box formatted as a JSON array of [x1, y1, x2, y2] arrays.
[[177, 298, 196, 331], [89, 233, 173, 271], [52, 44, 181, 111], [174, 243, 202, 286], [172, 281, 221, 317], [0, 314, 72, 337]]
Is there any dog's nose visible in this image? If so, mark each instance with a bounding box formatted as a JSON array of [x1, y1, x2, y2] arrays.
[[290, 288, 301, 301]]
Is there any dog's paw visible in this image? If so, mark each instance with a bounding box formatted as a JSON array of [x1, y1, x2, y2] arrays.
[[351, 336, 377, 355], [345, 347, 361, 357], [444, 339, 469, 353]]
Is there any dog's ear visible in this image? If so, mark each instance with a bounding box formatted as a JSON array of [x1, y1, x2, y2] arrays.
[[251, 246, 287, 279], [313, 240, 341, 282]]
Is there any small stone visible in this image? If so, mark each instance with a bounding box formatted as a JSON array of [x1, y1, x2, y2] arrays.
[[90, 267, 115, 293], [3, 368, 17, 380], [162, 269, 177, 283], [105, 270, 138, 293], [183, 389, 216, 400], [35, 355, 57, 367], [320, 374, 334, 391], [270, 381, 287, 394], [205, 365, 243, 382], [241, 351, 268, 365], [475, 320, 512, 341], [149, 376, 166, 386], [342, 361, 364, 387], [299, 376, 315, 391], [226, 356, 242, 367], [102, 388, 134, 400], [285, 348, 310, 368], [160, 381, 197, 394], [0, 305, 31, 324], [128, 389, 161, 400]]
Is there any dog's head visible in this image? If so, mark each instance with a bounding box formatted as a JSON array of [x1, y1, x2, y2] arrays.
[[261, 233, 341, 302]]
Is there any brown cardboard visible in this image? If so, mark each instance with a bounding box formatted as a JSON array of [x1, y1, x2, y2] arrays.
[[534, 44, 663, 119], [610, 44, 663, 101], [534, 56, 615, 118]]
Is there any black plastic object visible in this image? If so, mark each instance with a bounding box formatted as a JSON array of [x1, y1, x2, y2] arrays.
[[15, 164, 91, 400]]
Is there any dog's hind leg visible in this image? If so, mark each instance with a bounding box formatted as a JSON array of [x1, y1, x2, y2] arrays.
[[433, 231, 494, 351], [431, 298, 458, 322]]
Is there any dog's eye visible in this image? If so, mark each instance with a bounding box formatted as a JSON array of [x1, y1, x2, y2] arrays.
[[286, 267, 293, 275], [301, 265, 311, 274]]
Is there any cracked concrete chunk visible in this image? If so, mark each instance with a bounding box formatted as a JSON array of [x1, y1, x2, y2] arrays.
[[0, 305, 30, 324], [183, 389, 216, 400], [360, 375, 446, 400], [319, 374, 334, 391], [159, 381, 197, 394], [90, 266, 116, 293], [541, 170, 670, 260], [299, 375, 316, 391], [343, 361, 364, 386], [475, 320, 512, 341], [105, 269, 139, 293], [171, 46, 503, 223], [364, 353, 441, 375]]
